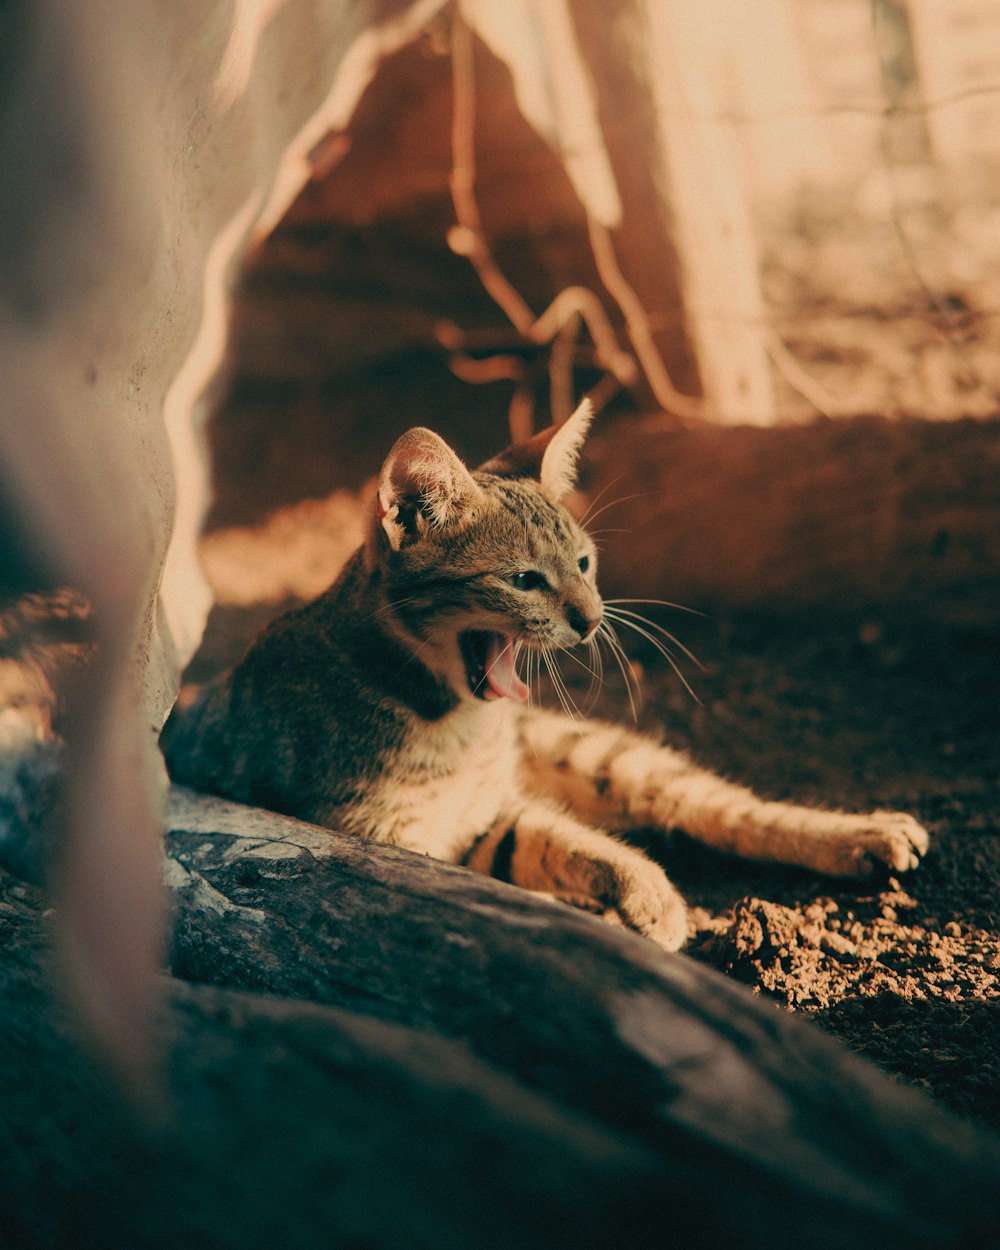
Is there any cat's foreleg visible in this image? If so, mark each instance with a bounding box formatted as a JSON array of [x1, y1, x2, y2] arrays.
[[464, 804, 689, 950], [518, 710, 928, 879]]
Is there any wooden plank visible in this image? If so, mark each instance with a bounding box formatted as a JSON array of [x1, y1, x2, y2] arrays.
[[586, 413, 1000, 627]]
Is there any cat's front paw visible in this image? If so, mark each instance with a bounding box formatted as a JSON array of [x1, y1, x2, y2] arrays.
[[846, 810, 929, 876], [603, 861, 690, 952], [620, 895, 690, 952], [553, 863, 690, 951]]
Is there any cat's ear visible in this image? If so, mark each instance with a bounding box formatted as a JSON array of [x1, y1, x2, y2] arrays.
[[479, 399, 595, 500], [539, 398, 595, 498], [374, 427, 483, 551]]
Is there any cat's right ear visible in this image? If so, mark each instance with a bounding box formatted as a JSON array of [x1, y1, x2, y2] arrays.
[[372, 427, 483, 552], [478, 399, 595, 500]]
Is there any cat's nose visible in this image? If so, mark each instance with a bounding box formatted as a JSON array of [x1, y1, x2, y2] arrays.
[[565, 603, 602, 641]]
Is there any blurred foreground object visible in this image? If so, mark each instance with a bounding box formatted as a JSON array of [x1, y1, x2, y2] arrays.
[[0, 0, 457, 1078]]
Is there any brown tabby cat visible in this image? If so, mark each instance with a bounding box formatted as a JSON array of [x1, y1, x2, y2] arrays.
[[162, 401, 928, 949]]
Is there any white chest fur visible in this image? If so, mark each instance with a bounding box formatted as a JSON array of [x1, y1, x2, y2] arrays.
[[343, 700, 521, 862]]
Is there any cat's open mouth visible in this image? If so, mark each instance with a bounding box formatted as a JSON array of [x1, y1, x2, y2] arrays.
[[460, 631, 530, 703]]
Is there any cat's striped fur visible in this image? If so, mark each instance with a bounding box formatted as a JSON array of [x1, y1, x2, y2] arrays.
[[162, 401, 928, 949]]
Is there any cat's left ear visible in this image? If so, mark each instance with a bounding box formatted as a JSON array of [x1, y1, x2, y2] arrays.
[[374, 427, 483, 551], [479, 399, 595, 501]]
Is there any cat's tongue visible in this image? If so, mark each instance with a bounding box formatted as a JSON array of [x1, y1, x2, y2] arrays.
[[483, 633, 529, 703]]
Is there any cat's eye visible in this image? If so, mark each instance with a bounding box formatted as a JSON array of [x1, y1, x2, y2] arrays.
[[578, 555, 590, 573], [510, 570, 548, 592]]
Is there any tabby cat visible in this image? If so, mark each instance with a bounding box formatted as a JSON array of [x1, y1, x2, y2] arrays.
[[162, 401, 928, 949]]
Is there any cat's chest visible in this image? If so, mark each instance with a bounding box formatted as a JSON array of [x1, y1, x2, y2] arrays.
[[346, 702, 521, 861]]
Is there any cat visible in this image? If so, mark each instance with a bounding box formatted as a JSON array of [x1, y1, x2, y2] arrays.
[[161, 400, 928, 950]]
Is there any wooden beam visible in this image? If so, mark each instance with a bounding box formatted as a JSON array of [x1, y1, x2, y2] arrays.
[[570, 0, 775, 421], [587, 413, 1000, 627]]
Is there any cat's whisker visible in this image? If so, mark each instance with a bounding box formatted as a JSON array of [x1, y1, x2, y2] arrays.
[[602, 608, 701, 705], [604, 596, 705, 617], [531, 648, 543, 716], [602, 607, 691, 660], [602, 600, 704, 686], [397, 636, 435, 674], [542, 645, 584, 727], [564, 640, 607, 707], [559, 642, 605, 682], [541, 647, 571, 720], [576, 474, 626, 526], [367, 594, 421, 621], [596, 621, 641, 721], [589, 636, 606, 699], [605, 621, 645, 720], [538, 646, 561, 715], [375, 596, 417, 614], [473, 635, 515, 699], [520, 649, 543, 756], [515, 642, 544, 718], [580, 635, 604, 686], [564, 639, 605, 714], [513, 639, 536, 711], [577, 490, 651, 530], [602, 605, 703, 670]]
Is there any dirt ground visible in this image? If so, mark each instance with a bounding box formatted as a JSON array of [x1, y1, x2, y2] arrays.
[[566, 609, 1000, 1134]]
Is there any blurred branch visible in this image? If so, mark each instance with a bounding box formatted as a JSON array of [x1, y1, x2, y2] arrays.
[[448, 6, 642, 434], [587, 216, 702, 421]]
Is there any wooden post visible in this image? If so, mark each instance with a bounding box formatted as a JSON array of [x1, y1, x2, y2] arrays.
[[570, 0, 777, 422]]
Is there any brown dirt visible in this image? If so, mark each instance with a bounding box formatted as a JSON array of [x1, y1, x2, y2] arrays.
[[577, 611, 1000, 1133]]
